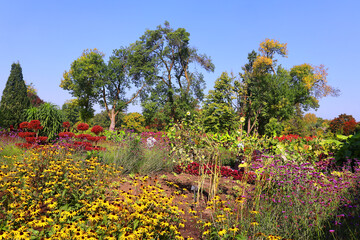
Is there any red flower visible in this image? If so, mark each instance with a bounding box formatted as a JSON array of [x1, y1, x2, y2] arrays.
[[59, 132, 75, 138], [63, 121, 70, 129], [37, 136, 48, 142], [25, 137, 36, 143], [28, 120, 43, 130], [75, 134, 92, 139], [91, 125, 104, 135], [86, 136, 100, 142], [77, 123, 89, 131], [18, 132, 36, 138], [19, 122, 29, 129]]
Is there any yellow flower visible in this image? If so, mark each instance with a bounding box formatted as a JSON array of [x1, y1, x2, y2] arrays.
[[251, 222, 259, 226], [218, 228, 227, 237], [204, 222, 212, 227], [202, 230, 210, 236]]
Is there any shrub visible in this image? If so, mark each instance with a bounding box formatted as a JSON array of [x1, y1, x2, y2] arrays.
[[24, 103, 64, 140]]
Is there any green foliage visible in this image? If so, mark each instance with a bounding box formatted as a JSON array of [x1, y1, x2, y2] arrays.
[[61, 99, 81, 125], [0, 142, 25, 167], [264, 117, 283, 136], [335, 132, 360, 167], [121, 112, 145, 132], [24, 103, 64, 140], [0, 63, 30, 128], [100, 135, 173, 175], [61, 48, 142, 130], [237, 40, 338, 134], [203, 72, 238, 133], [130, 21, 214, 123], [60, 49, 107, 122]]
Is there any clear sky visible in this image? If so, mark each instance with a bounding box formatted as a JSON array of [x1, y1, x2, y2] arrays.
[[1, 0, 359, 120]]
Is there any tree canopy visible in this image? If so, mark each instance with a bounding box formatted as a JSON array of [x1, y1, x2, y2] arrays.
[[130, 21, 215, 124]]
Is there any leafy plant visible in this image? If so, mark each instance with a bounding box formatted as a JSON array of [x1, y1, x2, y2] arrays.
[[24, 102, 64, 140]]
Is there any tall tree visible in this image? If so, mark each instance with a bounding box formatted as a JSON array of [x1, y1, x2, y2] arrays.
[[60, 48, 143, 130], [0, 63, 30, 128], [60, 49, 106, 122], [102, 47, 145, 130], [130, 21, 214, 123], [237, 39, 338, 134], [203, 72, 237, 133]]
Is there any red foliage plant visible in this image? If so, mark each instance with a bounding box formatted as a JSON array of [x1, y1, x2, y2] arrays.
[[19, 122, 29, 129], [28, 120, 43, 130], [58, 132, 75, 138], [75, 134, 92, 140], [25, 136, 48, 144], [62, 121, 70, 129], [18, 132, 36, 138], [274, 134, 316, 142], [91, 125, 104, 135], [77, 123, 89, 131]]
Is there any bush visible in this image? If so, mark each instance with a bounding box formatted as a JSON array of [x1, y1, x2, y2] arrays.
[[24, 103, 64, 140]]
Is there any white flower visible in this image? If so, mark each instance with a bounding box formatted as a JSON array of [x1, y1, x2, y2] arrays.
[[186, 111, 191, 116], [237, 142, 244, 149], [146, 137, 157, 148], [240, 117, 245, 123]]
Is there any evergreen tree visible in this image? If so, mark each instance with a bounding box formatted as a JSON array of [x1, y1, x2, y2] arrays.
[[0, 63, 30, 128]]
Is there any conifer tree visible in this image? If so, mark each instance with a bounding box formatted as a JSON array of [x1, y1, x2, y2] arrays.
[[0, 63, 30, 128]]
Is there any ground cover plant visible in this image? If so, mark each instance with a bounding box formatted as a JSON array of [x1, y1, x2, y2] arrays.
[[0, 120, 360, 239]]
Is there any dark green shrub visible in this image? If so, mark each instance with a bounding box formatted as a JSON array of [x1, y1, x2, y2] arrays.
[[0, 63, 30, 128]]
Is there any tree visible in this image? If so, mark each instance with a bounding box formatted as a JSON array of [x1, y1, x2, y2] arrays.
[[203, 72, 237, 133], [101, 47, 145, 131], [60, 49, 106, 122], [130, 21, 214, 123], [60, 48, 144, 130], [0, 63, 30, 128], [237, 39, 338, 134], [91, 110, 124, 129], [329, 114, 357, 135], [62, 99, 81, 125]]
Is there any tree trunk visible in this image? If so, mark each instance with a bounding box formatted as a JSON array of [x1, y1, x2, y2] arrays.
[[109, 109, 116, 131]]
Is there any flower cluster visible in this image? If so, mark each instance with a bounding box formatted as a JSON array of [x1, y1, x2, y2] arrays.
[[28, 120, 43, 130], [18, 132, 36, 138], [91, 125, 104, 135], [0, 147, 184, 239], [77, 122, 89, 131], [174, 162, 256, 181], [274, 134, 316, 142], [58, 132, 75, 138], [19, 121, 29, 129], [62, 121, 70, 129]]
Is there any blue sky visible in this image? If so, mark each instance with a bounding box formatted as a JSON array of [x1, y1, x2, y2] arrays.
[[1, 0, 359, 120]]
